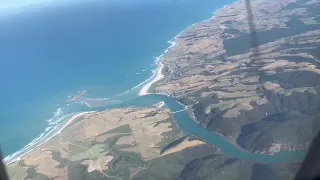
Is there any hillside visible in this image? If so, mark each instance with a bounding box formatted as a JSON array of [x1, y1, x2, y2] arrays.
[[154, 0, 320, 154]]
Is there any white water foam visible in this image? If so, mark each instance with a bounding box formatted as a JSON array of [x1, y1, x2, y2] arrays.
[[48, 115, 70, 126], [52, 107, 63, 117], [3, 107, 80, 165], [4, 46, 167, 165], [114, 71, 155, 97], [46, 108, 63, 123], [4, 0, 237, 166], [136, 1, 234, 96], [109, 38, 177, 99], [137, 34, 179, 96], [45, 126, 53, 132]]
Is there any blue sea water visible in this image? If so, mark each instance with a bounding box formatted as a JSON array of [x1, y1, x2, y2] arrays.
[[0, 0, 233, 159]]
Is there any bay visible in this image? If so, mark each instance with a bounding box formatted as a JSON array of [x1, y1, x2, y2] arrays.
[[0, 0, 232, 158]]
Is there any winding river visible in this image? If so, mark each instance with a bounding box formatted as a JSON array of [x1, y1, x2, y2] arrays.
[[93, 93, 306, 164]]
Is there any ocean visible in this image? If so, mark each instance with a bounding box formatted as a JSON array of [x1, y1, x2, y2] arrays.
[[0, 0, 232, 162]]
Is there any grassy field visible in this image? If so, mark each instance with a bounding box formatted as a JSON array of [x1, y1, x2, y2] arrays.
[[69, 144, 107, 162]]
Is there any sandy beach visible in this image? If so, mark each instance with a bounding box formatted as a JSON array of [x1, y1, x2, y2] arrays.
[[4, 0, 239, 167], [138, 2, 229, 97], [55, 112, 91, 135], [138, 61, 164, 96], [4, 111, 92, 165], [138, 35, 179, 96]]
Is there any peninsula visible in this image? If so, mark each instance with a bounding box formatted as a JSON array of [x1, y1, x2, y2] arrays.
[[66, 90, 87, 102]]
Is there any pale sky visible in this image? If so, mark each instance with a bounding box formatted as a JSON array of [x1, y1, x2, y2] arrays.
[[0, 0, 78, 14], [0, 0, 53, 9]]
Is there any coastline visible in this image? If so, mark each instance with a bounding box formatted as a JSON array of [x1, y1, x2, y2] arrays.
[[136, 0, 249, 151], [138, 1, 236, 96], [136, 0, 238, 120], [3, 0, 238, 167], [134, 0, 309, 159], [4, 111, 91, 165], [138, 59, 165, 96], [4, 0, 314, 173]]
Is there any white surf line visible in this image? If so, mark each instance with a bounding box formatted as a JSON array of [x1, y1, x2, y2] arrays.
[[137, 1, 236, 97], [138, 61, 164, 96], [55, 111, 94, 134], [4, 111, 93, 165]]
